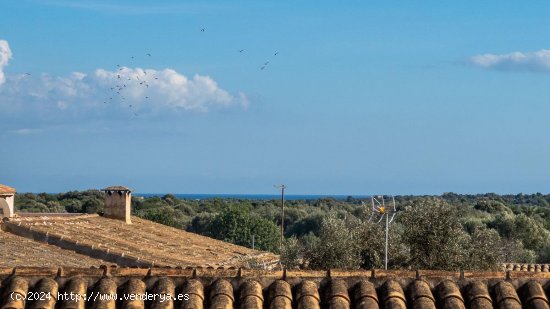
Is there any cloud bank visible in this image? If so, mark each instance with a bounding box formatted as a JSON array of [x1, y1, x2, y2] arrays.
[[0, 40, 12, 85], [38, 0, 221, 15], [0, 39, 248, 120], [470, 49, 550, 72]]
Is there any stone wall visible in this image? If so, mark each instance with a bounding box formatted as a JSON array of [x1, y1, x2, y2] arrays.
[[104, 191, 131, 224]]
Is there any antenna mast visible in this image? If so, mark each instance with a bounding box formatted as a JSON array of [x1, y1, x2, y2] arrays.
[[368, 195, 397, 270]]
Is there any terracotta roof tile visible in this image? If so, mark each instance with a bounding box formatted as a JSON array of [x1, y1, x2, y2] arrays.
[[0, 268, 548, 309], [0, 184, 16, 194], [436, 280, 464, 309], [0, 229, 107, 267], [3, 215, 279, 268], [502, 263, 550, 272]]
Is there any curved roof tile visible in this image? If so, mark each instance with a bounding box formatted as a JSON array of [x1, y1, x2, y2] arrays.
[[0, 268, 549, 309]]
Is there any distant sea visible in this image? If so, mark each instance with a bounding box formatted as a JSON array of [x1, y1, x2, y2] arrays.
[[135, 193, 370, 201]]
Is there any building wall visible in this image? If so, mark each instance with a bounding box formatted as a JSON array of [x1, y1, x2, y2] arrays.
[[0, 195, 14, 218]]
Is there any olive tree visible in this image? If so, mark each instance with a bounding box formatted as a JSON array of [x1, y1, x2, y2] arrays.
[[207, 205, 280, 252], [304, 214, 363, 269], [399, 198, 470, 270]]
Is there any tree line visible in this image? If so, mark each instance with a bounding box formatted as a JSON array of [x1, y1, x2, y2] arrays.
[[14, 191, 550, 270]]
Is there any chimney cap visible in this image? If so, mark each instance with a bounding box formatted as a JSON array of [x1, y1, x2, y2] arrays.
[[102, 186, 132, 192]]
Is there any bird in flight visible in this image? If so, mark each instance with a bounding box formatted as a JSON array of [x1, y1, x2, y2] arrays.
[[146, 53, 151, 57], [239, 49, 245, 53], [200, 28, 206, 32], [274, 51, 279, 56], [264, 61, 270, 65], [260, 65, 267, 70], [25, 72, 31, 76]]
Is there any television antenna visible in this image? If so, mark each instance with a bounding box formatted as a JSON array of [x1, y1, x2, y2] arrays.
[[366, 195, 397, 270]]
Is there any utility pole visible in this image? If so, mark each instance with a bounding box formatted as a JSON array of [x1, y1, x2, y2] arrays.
[[385, 198, 389, 270], [274, 184, 286, 248]]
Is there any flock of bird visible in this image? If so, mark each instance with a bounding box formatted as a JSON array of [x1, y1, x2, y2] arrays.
[[104, 27, 279, 117], [202, 27, 279, 71], [23, 27, 280, 117], [104, 54, 157, 117]]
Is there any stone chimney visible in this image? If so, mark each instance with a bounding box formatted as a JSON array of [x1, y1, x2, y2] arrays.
[[102, 186, 132, 224], [0, 184, 16, 219]]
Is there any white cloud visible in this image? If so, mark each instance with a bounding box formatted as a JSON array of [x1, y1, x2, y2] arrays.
[[470, 49, 550, 72], [0, 66, 249, 118], [0, 38, 248, 125], [9, 128, 42, 135], [0, 39, 13, 85]]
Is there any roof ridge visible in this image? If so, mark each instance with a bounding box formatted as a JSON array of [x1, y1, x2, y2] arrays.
[[0, 267, 549, 279], [8, 213, 99, 221]]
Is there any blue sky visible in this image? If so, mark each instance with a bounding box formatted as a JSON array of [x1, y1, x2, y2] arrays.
[[1, 0, 550, 194]]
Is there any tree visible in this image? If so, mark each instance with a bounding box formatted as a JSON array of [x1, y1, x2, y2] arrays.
[[303, 214, 363, 269], [399, 198, 469, 270], [489, 213, 550, 252], [474, 199, 512, 215], [188, 213, 216, 234], [512, 214, 550, 251], [355, 220, 386, 268], [500, 238, 536, 263], [135, 206, 188, 229], [82, 198, 103, 214], [538, 245, 550, 263], [285, 213, 324, 237], [464, 228, 502, 270], [207, 205, 279, 252], [162, 194, 177, 206], [280, 236, 302, 269]]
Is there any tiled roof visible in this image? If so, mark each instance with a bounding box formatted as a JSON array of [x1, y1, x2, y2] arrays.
[[2, 215, 279, 268], [0, 230, 107, 267], [0, 184, 16, 194], [502, 263, 550, 272], [0, 268, 549, 309], [102, 186, 132, 191]]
